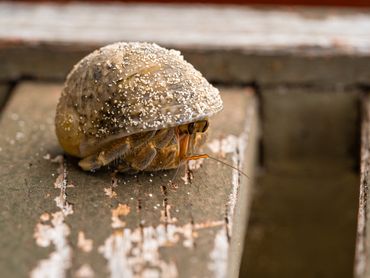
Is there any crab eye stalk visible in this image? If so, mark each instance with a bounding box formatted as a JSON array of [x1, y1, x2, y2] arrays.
[[187, 122, 195, 134], [202, 120, 209, 133]]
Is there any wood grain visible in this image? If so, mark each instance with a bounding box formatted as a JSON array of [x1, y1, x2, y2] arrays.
[[1, 3, 369, 53], [0, 3, 369, 85], [0, 83, 258, 278], [355, 95, 370, 278]]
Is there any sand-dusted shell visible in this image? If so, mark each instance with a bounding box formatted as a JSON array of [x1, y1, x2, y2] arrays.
[[55, 42, 223, 157]]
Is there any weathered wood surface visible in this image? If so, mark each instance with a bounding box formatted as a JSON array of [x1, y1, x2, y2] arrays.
[[0, 3, 370, 85], [0, 83, 258, 278], [355, 95, 370, 278], [2, 3, 369, 53]]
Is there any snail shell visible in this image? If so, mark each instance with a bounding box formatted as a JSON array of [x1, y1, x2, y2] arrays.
[[55, 42, 223, 169]]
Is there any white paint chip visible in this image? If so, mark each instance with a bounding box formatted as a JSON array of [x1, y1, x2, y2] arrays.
[[111, 203, 130, 229], [52, 155, 74, 216], [40, 213, 50, 222], [31, 212, 72, 278], [1, 3, 370, 54], [100, 195, 223, 277], [208, 229, 228, 278], [104, 187, 117, 198], [78, 231, 93, 253], [207, 100, 254, 236], [31, 155, 74, 278], [207, 98, 255, 277], [75, 264, 95, 278]]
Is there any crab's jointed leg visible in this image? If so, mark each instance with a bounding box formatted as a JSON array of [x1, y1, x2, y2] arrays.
[[78, 138, 131, 171]]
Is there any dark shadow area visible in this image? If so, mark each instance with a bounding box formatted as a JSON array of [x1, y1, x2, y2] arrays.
[[239, 88, 361, 278], [0, 81, 18, 119], [241, 163, 359, 278]]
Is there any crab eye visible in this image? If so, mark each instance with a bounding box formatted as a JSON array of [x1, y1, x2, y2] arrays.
[[188, 123, 195, 134], [202, 121, 209, 132]]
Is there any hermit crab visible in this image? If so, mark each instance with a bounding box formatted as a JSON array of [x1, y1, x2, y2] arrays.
[[55, 42, 223, 172]]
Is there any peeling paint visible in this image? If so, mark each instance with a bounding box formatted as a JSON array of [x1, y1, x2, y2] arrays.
[[97, 97, 255, 278], [99, 227, 179, 278], [112, 203, 131, 217], [77, 231, 93, 253], [188, 158, 204, 170], [52, 155, 74, 216], [43, 153, 51, 160], [2, 4, 370, 54], [208, 229, 228, 278], [104, 172, 119, 198], [181, 159, 203, 185], [207, 99, 255, 276], [104, 187, 117, 198], [100, 202, 223, 277], [31, 212, 72, 278], [180, 168, 192, 185], [208, 135, 239, 155], [40, 212, 50, 222], [75, 264, 95, 278], [111, 203, 130, 229], [208, 101, 254, 236], [31, 155, 73, 278], [100, 222, 223, 278], [160, 204, 177, 224]]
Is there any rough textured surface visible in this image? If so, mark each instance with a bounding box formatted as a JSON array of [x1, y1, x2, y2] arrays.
[[355, 95, 370, 278], [0, 83, 258, 278], [0, 3, 369, 85], [56, 42, 222, 157], [2, 44, 370, 86], [1, 3, 369, 54]]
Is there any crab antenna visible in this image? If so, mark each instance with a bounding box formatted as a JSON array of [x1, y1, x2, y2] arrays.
[[187, 154, 250, 179]]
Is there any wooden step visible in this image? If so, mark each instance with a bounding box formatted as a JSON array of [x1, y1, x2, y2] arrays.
[[0, 82, 259, 278], [355, 95, 370, 278], [0, 3, 369, 85]]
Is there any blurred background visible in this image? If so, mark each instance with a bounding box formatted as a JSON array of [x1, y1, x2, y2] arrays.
[[1, 0, 370, 278], [10, 0, 370, 7]]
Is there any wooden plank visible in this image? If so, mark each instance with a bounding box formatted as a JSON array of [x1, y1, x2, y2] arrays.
[[0, 3, 369, 85], [2, 43, 370, 87], [0, 82, 258, 278], [355, 95, 370, 278], [1, 3, 369, 54]]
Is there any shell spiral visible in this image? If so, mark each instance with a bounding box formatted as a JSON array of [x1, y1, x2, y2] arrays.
[[55, 42, 223, 157]]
